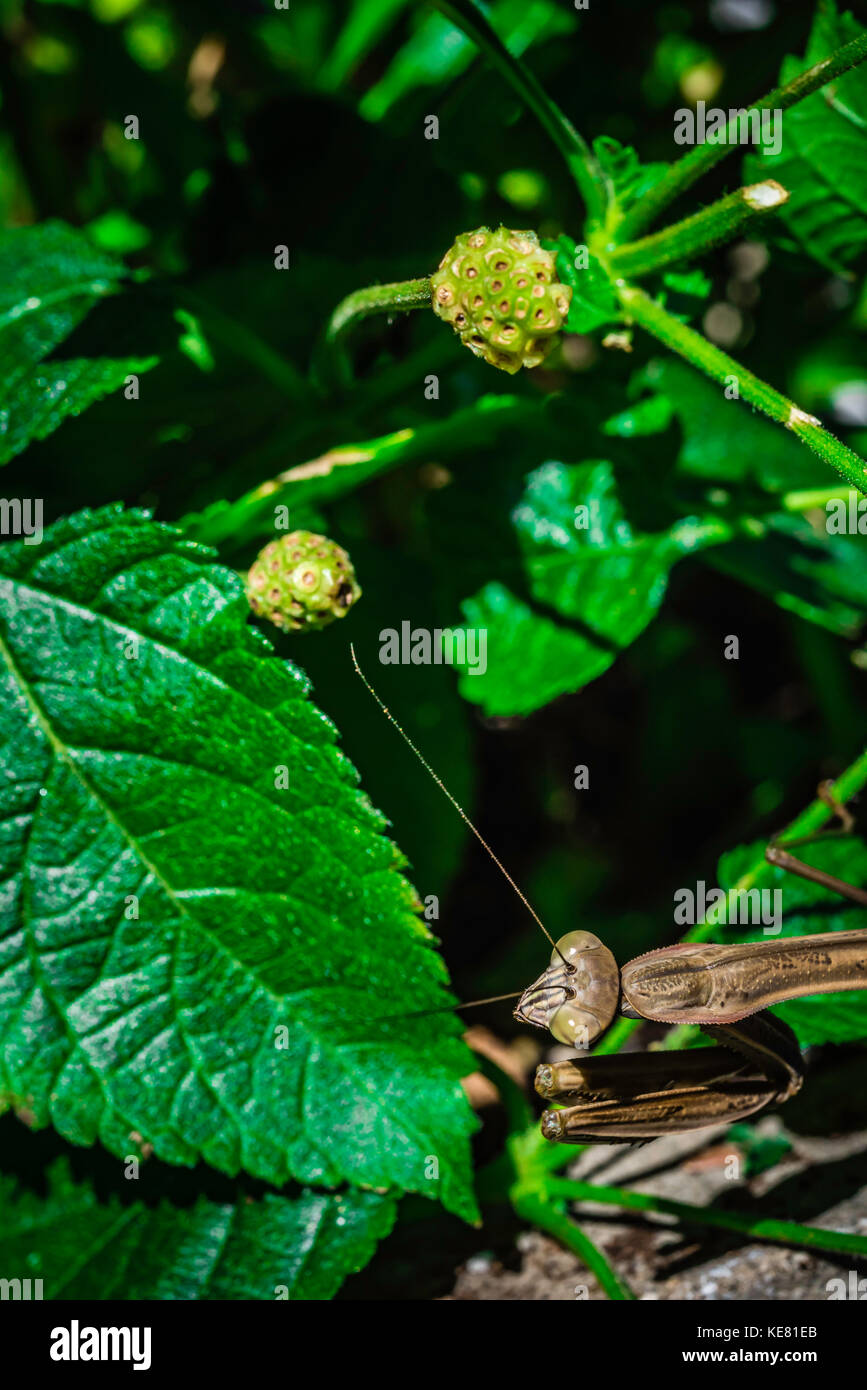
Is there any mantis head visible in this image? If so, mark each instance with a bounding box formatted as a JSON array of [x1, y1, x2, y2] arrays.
[[514, 930, 620, 1047]]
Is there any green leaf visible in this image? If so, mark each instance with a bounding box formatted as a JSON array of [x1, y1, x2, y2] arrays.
[[719, 834, 867, 1045], [743, 2, 867, 272], [618, 359, 867, 636], [726, 1123, 792, 1177], [454, 459, 726, 716], [85, 211, 152, 256], [319, 0, 413, 91], [641, 357, 825, 490], [661, 268, 712, 300], [602, 393, 674, 438], [550, 234, 620, 334], [707, 512, 867, 639], [174, 310, 215, 373], [0, 1152, 397, 1300], [593, 136, 670, 233], [0, 221, 157, 465], [0, 507, 477, 1222], [363, 0, 576, 123]]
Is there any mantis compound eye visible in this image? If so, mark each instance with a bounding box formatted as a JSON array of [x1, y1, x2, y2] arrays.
[[548, 1000, 604, 1048], [514, 929, 620, 1047]]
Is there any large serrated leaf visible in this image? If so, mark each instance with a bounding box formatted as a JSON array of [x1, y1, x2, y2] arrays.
[[0, 507, 477, 1222], [0, 222, 157, 465], [0, 1149, 397, 1301]]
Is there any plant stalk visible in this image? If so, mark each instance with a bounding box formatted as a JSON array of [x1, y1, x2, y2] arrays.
[[546, 1178, 867, 1259], [432, 0, 608, 224], [617, 283, 867, 496], [318, 277, 432, 390], [511, 1190, 635, 1299], [609, 181, 788, 279], [781, 485, 861, 512], [184, 396, 538, 549]]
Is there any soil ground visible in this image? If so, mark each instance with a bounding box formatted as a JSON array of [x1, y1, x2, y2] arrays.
[[449, 1115, 867, 1301]]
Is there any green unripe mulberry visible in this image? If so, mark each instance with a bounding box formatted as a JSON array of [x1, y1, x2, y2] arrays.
[[431, 226, 572, 374], [246, 530, 361, 633]]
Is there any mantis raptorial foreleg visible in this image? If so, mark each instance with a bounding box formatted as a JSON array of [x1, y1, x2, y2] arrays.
[[534, 1011, 805, 1142]]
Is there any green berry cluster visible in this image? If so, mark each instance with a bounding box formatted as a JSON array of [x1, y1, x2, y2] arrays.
[[431, 226, 572, 374], [246, 530, 361, 633]]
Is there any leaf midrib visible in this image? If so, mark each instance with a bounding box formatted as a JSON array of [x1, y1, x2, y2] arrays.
[[0, 279, 119, 334], [0, 594, 322, 1165], [0, 576, 460, 1194]]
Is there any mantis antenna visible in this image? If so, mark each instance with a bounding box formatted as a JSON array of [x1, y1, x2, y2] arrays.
[[368, 989, 525, 1027], [351, 643, 571, 969]]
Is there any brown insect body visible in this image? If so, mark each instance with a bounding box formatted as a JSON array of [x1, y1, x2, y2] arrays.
[[532, 921, 867, 1143], [621, 930, 867, 1025]]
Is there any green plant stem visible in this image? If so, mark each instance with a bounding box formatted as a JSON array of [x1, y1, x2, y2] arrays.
[[617, 283, 867, 495], [618, 32, 867, 241], [511, 1190, 635, 1299], [318, 277, 432, 390], [690, 744, 867, 939], [184, 396, 539, 549], [546, 1179, 867, 1259], [608, 181, 788, 279], [432, 0, 607, 225], [326, 278, 432, 339]]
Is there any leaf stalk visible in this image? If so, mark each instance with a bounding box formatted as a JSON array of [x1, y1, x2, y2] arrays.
[[609, 181, 789, 279]]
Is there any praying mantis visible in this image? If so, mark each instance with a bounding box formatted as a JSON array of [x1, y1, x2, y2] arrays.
[[352, 649, 867, 1145]]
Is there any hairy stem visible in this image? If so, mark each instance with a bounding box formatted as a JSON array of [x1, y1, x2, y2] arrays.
[[609, 181, 788, 278], [318, 277, 432, 390], [618, 32, 867, 241], [617, 283, 867, 495], [326, 278, 433, 339], [432, 0, 608, 224], [546, 1179, 867, 1259]]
